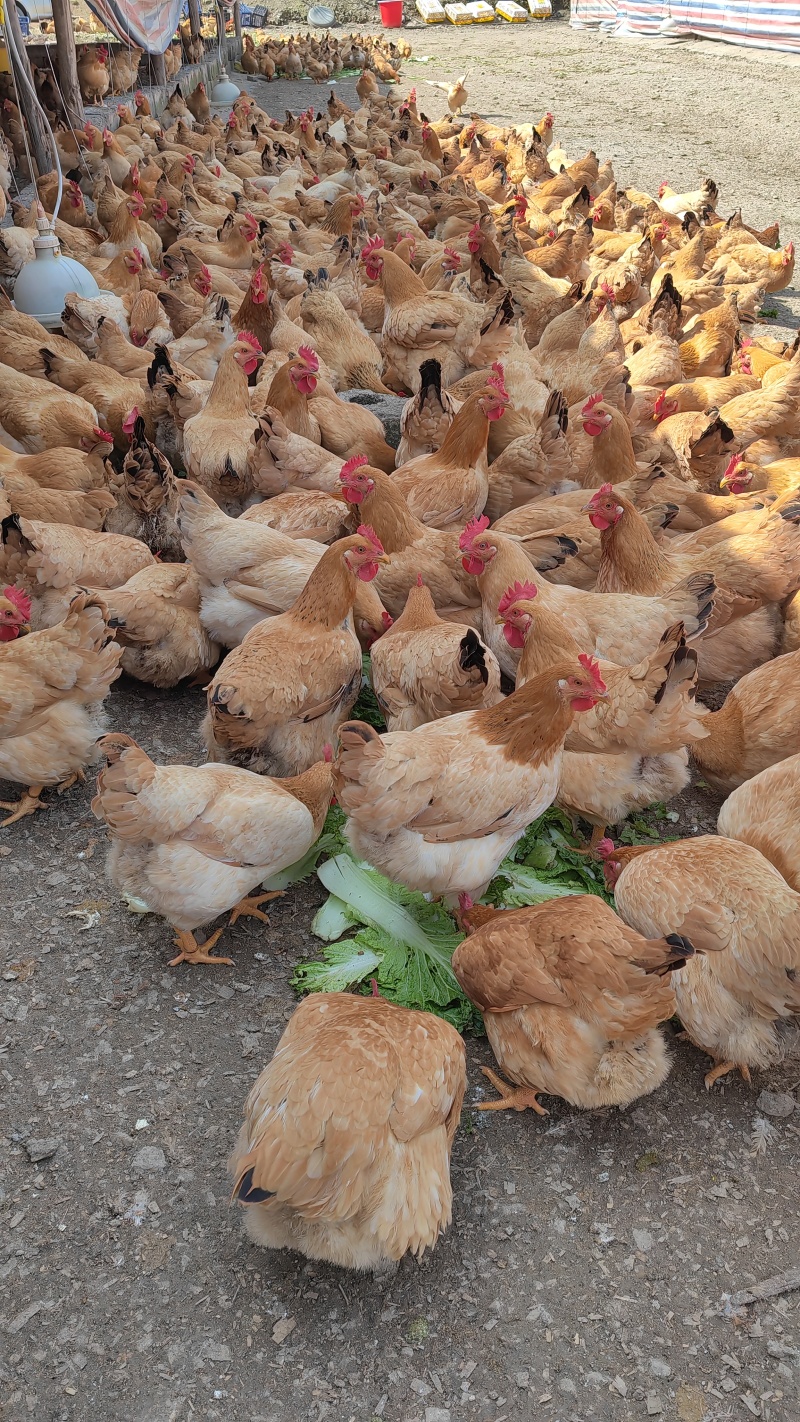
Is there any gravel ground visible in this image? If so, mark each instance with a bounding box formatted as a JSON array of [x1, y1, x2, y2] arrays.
[[3, 23, 800, 1422]]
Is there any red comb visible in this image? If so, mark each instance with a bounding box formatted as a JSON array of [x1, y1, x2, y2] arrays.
[[486, 364, 508, 400], [722, 453, 744, 481], [578, 652, 606, 694], [3, 585, 31, 620], [596, 837, 616, 859], [94, 426, 114, 443], [497, 580, 537, 616], [340, 455, 369, 481], [582, 393, 604, 413], [416, 573, 423, 587], [596, 482, 614, 496], [458, 514, 491, 552], [654, 392, 666, 415], [356, 524, 384, 556], [237, 331, 262, 353], [323, 743, 333, 762], [362, 234, 384, 258], [297, 344, 319, 370]]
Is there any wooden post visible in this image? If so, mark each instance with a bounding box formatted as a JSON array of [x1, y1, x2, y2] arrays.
[[150, 50, 167, 87], [3, 0, 52, 177], [187, 0, 202, 40], [50, 0, 84, 130], [234, 1, 242, 41]]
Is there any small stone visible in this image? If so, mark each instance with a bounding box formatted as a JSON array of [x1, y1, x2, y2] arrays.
[[425, 1410, 451, 1422], [634, 1228, 654, 1253], [558, 1378, 576, 1394], [203, 1341, 231, 1362], [646, 1395, 664, 1417], [271, 1317, 295, 1345], [676, 1385, 707, 1422], [756, 1091, 795, 1118], [132, 1146, 166, 1172], [24, 1138, 60, 1164], [649, 1358, 672, 1378], [514, 1371, 529, 1389], [411, 1379, 431, 1397]]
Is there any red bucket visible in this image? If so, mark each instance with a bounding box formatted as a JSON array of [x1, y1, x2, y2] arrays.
[[378, 0, 403, 24]]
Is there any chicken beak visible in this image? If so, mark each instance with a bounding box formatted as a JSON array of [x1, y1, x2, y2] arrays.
[[580, 501, 594, 514], [376, 554, 391, 565], [494, 615, 507, 626], [19, 623, 31, 635]]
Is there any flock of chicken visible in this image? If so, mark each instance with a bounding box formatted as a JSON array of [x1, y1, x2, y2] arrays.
[[2, 50, 800, 1272]]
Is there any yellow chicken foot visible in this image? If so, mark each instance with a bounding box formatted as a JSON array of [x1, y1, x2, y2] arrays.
[[228, 890, 284, 926], [169, 928, 234, 967], [57, 769, 86, 794], [0, 786, 47, 827], [477, 1065, 549, 1115], [573, 824, 609, 856], [704, 1059, 751, 1089]]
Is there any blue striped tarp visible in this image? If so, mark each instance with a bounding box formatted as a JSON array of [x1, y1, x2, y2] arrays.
[[571, 0, 800, 51]]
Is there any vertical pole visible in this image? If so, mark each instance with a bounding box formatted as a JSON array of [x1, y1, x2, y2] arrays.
[[187, 0, 202, 42], [151, 50, 167, 87], [50, 0, 85, 130], [234, 1, 242, 41]]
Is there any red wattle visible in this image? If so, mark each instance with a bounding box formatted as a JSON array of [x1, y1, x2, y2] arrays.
[[502, 624, 525, 649], [571, 695, 600, 712], [462, 555, 484, 576], [357, 561, 379, 582], [588, 513, 611, 530]]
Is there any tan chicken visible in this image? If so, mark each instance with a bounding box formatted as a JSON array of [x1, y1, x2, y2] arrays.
[[605, 836, 800, 1089], [362, 236, 513, 393], [370, 576, 502, 731], [299, 285, 391, 394], [0, 471, 114, 531], [391, 382, 508, 530], [183, 334, 263, 511], [396, 357, 461, 464], [460, 519, 714, 681], [101, 564, 220, 689], [229, 993, 465, 1270], [0, 515, 154, 628], [689, 648, 800, 794], [334, 657, 608, 903], [497, 584, 698, 839], [93, 733, 333, 965], [452, 896, 696, 1111], [176, 479, 387, 649], [0, 364, 103, 453], [0, 439, 110, 492], [0, 594, 121, 825], [586, 482, 800, 608], [717, 753, 800, 892], [204, 529, 388, 776]]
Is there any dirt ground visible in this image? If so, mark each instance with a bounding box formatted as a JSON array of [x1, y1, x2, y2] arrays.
[[3, 21, 800, 1422]]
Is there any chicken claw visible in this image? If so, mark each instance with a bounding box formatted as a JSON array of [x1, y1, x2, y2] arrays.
[[0, 786, 47, 827], [477, 1066, 549, 1115], [704, 1059, 752, 1090], [57, 769, 86, 794], [169, 928, 234, 967], [228, 890, 284, 927]]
